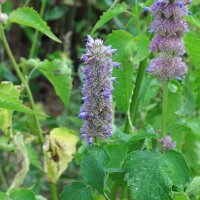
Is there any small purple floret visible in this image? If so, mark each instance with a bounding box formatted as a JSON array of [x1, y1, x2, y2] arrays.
[[160, 135, 176, 151]]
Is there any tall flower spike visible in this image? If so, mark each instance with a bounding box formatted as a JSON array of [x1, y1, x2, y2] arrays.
[[79, 35, 119, 145], [146, 0, 190, 81]]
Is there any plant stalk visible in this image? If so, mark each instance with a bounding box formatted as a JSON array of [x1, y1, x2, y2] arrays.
[[124, 59, 147, 133], [0, 26, 44, 143], [162, 81, 168, 136], [50, 183, 58, 200], [29, 0, 47, 58]]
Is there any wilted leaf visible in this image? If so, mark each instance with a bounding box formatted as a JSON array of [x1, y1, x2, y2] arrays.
[[8, 134, 30, 191], [43, 127, 78, 183]]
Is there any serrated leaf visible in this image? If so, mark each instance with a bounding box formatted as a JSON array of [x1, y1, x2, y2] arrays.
[[81, 146, 110, 193], [39, 60, 72, 106], [123, 150, 190, 200], [43, 127, 78, 183], [9, 188, 36, 200], [25, 59, 72, 106], [8, 7, 61, 43], [106, 30, 135, 113], [0, 82, 37, 119], [91, 2, 127, 34], [60, 182, 93, 200]]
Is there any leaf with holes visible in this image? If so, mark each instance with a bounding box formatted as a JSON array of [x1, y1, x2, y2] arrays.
[[91, 2, 127, 34], [123, 150, 190, 200], [8, 7, 61, 43]]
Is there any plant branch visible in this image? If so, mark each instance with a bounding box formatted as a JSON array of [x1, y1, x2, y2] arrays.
[[0, 26, 44, 143], [162, 81, 168, 136], [50, 183, 58, 200], [124, 59, 147, 133]]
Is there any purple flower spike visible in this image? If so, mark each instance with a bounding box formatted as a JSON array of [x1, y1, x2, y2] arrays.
[[147, 0, 190, 81], [79, 35, 119, 144], [160, 135, 176, 151]]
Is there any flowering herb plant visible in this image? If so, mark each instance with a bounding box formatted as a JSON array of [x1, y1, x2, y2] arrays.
[[0, 0, 200, 200]]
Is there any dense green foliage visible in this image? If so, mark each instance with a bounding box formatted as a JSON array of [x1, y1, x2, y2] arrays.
[[0, 0, 200, 200]]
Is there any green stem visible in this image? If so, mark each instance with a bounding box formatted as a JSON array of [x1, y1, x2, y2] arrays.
[[134, 0, 140, 33], [0, 163, 8, 189], [0, 26, 44, 143], [29, 0, 47, 58], [50, 183, 58, 200], [121, 186, 128, 200], [162, 81, 168, 136], [124, 59, 147, 133]]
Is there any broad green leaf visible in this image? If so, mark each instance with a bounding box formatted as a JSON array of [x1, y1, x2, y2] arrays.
[[60, 182, 93, 200], [0, 192, 10, 200], [123, 150, 190, 200], [25, 59, 72, 106], [132, 34, 150, 63], [8, 134, 30, 191], [91, 2, 127, 34], [9, 188, 36, 200], [81, 146, 110, 193], [43, 127, 78, 183], [184, 33, 200, 68], [0, 82, 36, 115], [184, 130, 200, 175], [106, 30, 135, 113], [8, 7, 61, 43]]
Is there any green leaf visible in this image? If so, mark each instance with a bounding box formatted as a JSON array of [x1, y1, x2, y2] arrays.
[[0, 82, 36, 120], [39, 60, 72, 106], [43, 127, 78, 183], [106, 30, 135, 113], [173, 192, 190, 200], [123, 150, 190, 200], [60, 182, 93, 200], [9, 188, 36, 200], [91, 2, 127, 34], [184, 15, 200, 30], [26, 145, 43, 171], [186, 177, 200, 195], [8, 7, 61, 43], [184, 33, 200, 68], [0, 192, 11, 200], [26, 59, 72, 106], [132, 34, 150, 63], [81, 146, 109, 193]]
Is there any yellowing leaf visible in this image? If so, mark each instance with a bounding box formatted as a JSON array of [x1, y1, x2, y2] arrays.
[[43, 127, 79, 183]]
